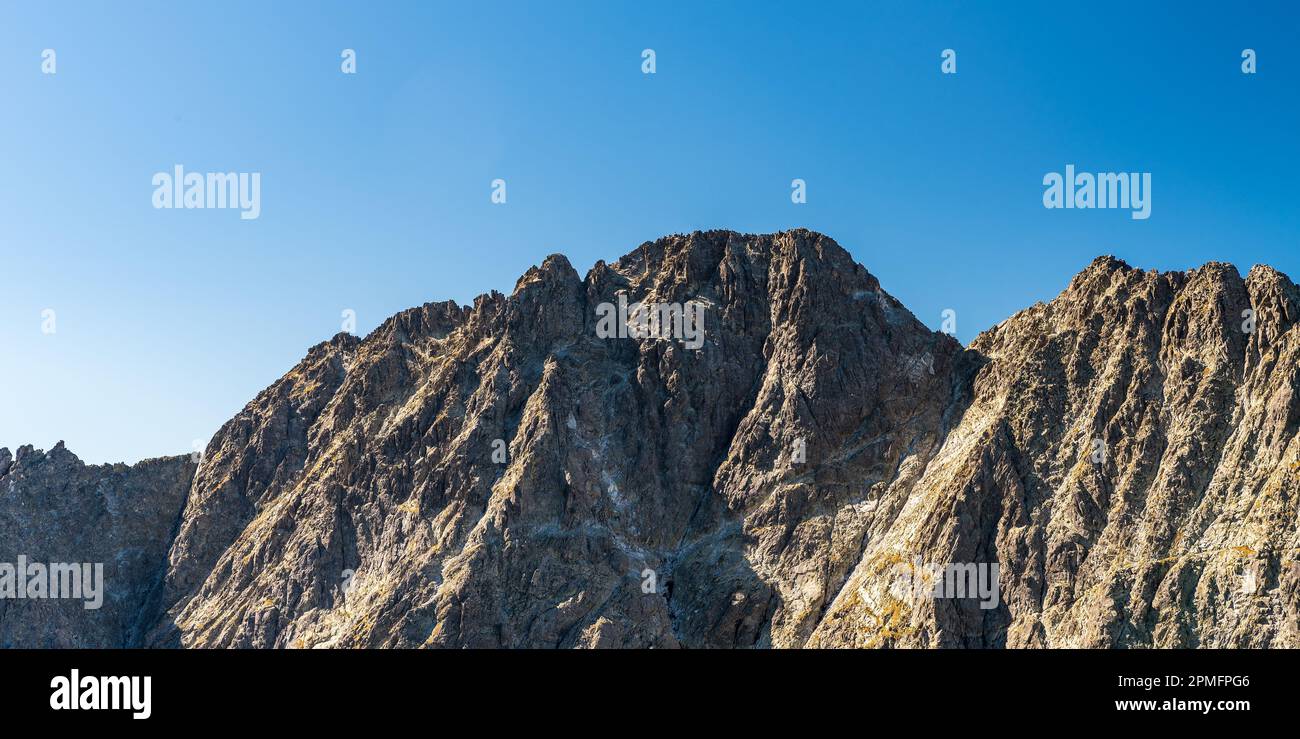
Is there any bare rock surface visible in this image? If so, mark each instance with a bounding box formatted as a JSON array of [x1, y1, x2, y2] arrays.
[[6, 230, 1298, 648], [0, 443, 194, 647], [811, 256, 1300, 647]]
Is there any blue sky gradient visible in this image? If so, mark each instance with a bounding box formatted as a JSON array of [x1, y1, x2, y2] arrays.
[[2, 1, 1297, 463]]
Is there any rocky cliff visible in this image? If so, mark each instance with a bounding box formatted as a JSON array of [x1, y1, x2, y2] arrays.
[[811, 255, 1300, 647], [4, 230, 1297, 648], [0, 443, 195, 647]]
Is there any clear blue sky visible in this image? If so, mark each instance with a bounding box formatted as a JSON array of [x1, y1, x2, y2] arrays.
[[2, 1, 1297, 463]]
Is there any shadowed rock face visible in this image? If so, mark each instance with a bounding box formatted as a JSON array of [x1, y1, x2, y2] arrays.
[[0, 443, 195, 647], [5, 230, 1299, 648]]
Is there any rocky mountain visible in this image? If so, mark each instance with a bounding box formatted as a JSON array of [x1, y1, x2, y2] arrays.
[[0, 443, 194, 647], [3, 229, 1297, 648]]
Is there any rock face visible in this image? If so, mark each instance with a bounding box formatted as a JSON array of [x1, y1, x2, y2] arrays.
[[0, 443, 195, 647], [4, 230, 1298, 648], [149, 229, 964, 649], [810, 256, 1300, 648]]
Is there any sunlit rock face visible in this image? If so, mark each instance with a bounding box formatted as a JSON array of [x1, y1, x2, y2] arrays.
[[812, 256, 1300, 648], [7, 231, 1298, 648]]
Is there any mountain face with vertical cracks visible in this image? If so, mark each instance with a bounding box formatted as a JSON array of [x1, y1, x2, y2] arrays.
[[0, 444, 195, 647], [4, 230, 1298, 648]]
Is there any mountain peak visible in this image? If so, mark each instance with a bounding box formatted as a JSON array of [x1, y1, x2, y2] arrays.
[[1084, 253, 1133, 273], [6, 231, 1298, 650]]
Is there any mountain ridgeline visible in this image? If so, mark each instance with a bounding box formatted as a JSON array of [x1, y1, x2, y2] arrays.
[[3, 230, 1298, 648]]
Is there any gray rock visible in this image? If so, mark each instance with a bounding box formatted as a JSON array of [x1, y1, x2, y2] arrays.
[[6, 230, 1298, 648], [0, 443, 194, 647]]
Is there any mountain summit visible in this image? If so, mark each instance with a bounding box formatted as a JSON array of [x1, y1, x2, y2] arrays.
[[4, 230, 1297, 648]]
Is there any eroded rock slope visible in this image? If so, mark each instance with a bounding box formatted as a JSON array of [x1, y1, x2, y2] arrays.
[[0, 444, 194, 647], [4, 230, 1297, 648]]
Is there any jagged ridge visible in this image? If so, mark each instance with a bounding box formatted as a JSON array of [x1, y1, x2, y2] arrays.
[[3, 230, 1297, 648]]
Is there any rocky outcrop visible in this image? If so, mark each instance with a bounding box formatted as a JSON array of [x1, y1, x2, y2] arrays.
[[811, 256, 1300, 647], [5, 230, 1298, 648], [0, 443, 194, 647], [136, 230, 967, 648]]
